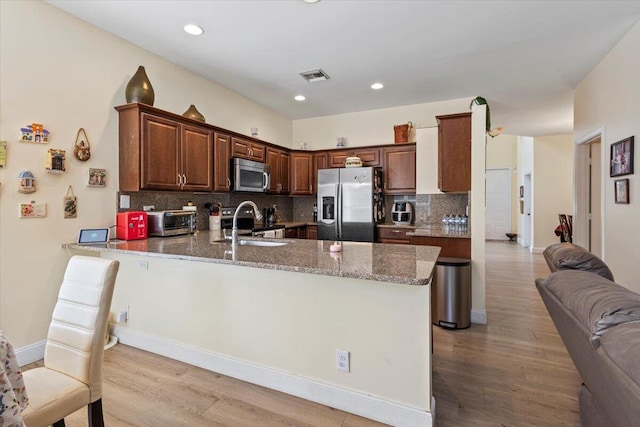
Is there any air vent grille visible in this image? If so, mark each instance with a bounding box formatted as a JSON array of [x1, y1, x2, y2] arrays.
[[300, 69, 330, 82]]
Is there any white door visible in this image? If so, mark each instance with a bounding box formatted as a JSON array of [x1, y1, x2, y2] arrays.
[[523, 173, 532, 248], [485, 168, 512, 240]]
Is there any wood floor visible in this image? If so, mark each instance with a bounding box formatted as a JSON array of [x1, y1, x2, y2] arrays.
[[25, 241, 581, 426]]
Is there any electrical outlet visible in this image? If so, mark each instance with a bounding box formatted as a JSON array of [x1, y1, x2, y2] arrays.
[[336, 349, 350, 372], [143, 205, 155, 211], [116, 305, 129, 323], [119, 195, 130, 209], [138, 260, 148, 270]]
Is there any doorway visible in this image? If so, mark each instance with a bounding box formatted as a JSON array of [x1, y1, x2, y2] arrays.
[[486, 168, 511, 240], [575, 129, 605, 257], [522, 173, 532, 248]]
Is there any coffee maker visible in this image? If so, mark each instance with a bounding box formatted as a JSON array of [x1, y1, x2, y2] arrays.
[[391, 202, 413, 225]]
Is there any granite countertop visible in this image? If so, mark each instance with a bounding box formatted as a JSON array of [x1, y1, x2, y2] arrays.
[[65, 231, 439, 286], [377, 223, 416, 229], [407, 227, 471, 239]]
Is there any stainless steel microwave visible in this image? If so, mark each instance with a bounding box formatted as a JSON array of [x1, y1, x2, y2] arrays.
[[232, 158, 270, 192]]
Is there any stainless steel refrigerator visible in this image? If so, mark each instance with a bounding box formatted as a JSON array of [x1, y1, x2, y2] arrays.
[[317, 167, 385, 242]]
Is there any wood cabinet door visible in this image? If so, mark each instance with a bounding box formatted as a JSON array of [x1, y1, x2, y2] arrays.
[[383, 145, 416, 194], [181, 124, 213, 191], [279, 151, 290, 193], [313, 152, 328, 194], [141, 113, 181, 190], [377, 226, 412, 244], [437, 113, 471, 192], [329, 148, 381, 168], [213, 133, 231, 192], [410, 236, 471, 258], [290, 152, 313, 195], [266, 148, 290, 193], [329, 149, 350, 168], [306, 225, 317, 240], [356, 148, 381, 166], [266, 147, 280, 192], [231, 137, 266, 160]]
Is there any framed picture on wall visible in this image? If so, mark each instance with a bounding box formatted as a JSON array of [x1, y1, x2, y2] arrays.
[[610, 136, 634, 177], [614, 179, 629, 204]]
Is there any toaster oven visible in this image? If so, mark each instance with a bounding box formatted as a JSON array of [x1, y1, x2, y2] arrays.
[[146, 210, 196, 237]]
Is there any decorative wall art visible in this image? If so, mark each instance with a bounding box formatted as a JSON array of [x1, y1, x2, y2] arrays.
[[614, 179, 629, 204], [73, 128, 91, 161], [18, 170, 36, 193], [46, 149, 66, 173], [20, 123, 50, 144], [0, 140, 7, 168], [19, 201, 47, 218], [64, 185, 77, 218], [610, 136, 634, 177], [88, 168, 107, 187]]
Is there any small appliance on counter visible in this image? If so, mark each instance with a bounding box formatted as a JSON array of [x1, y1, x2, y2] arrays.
[[147, 210, 196, 237], [391, 202, 413, 225], [116, 211, 148, 240]]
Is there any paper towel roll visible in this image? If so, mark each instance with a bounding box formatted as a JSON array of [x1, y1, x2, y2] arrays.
[[209, 215, 221, 231]]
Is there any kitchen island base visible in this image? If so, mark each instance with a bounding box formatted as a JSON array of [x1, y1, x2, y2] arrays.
[[94, 253, 434, 426]]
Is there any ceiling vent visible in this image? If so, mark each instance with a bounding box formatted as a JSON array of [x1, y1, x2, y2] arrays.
[[300, 69, 330, 82]]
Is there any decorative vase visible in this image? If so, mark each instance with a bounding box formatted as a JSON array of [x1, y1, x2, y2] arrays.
[[182, 104, 205, 122], [125, 65, 155, 105]]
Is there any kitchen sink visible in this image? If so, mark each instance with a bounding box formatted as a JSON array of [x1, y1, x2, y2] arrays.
[[238, 239, 288, 247]]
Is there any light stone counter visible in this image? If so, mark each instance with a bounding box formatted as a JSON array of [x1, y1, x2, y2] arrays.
[[65, 231, 439, 286], [407, 226, 471, 239]]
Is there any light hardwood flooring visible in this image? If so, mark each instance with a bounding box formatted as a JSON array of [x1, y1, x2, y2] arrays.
[[25, 241, 580, 426]]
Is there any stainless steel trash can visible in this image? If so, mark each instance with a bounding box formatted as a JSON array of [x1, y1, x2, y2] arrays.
[[432, 257, 471, 329]]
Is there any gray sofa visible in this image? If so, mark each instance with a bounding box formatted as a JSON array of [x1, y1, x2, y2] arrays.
[[536, 243, 640, 427]]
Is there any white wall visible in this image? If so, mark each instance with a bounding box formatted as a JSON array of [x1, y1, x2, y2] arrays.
[[293, 98, 472, 150], [532, 135, 574, 252], [0, 1, 292, 348], [486, 134, 519, 232], [574, 21, 640, 291]]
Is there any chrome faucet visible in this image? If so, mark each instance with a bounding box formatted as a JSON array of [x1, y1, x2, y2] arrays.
[[232, 201, 263, 246]]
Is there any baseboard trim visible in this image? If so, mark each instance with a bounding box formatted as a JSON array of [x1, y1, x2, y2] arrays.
[[15, 340, 46, 366], [113, 326, 433, 427], [531, 247, 545, 254], [471, 309, 487, 325]]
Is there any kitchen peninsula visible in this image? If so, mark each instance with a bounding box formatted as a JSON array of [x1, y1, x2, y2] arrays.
[[67, 233, 440, 427]]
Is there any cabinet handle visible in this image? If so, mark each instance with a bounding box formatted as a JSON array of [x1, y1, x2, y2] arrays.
[[392, 230, 401, 233], [227, 178, 231, 188], [178, 174, 182, 186], [182, 174, 187, 187]]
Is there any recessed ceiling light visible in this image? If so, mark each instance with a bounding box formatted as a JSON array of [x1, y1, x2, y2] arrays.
[[302, 0, 321, 3], [294, 95, 306, 101], [184, 24, 204, 36], [371, 82, 384, 90]]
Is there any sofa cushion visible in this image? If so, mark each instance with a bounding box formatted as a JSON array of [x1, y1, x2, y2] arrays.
[[543, 243, 614, 281], [599, 322, 640, 389], [543, 270, 640, 335]]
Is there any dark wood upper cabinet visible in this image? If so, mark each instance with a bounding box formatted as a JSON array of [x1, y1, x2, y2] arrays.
[[118, 105, 213, 192], [213, 132, 231, 192], [232, 137, 265, 162], [266, 147, 290, 194], [437, 112, 471, 192], [383, 144, 416, 194], [328, 148, 381, 168], [290, 151, 314, 195]]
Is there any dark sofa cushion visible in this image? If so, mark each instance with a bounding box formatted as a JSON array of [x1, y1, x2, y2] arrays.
[[600, 322, 640, 389], [543, 243, 614, 281], [543, 270, 640, 335]]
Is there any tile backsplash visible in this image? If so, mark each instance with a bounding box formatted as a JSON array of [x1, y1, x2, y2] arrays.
[[119, 191, 468, 230]]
